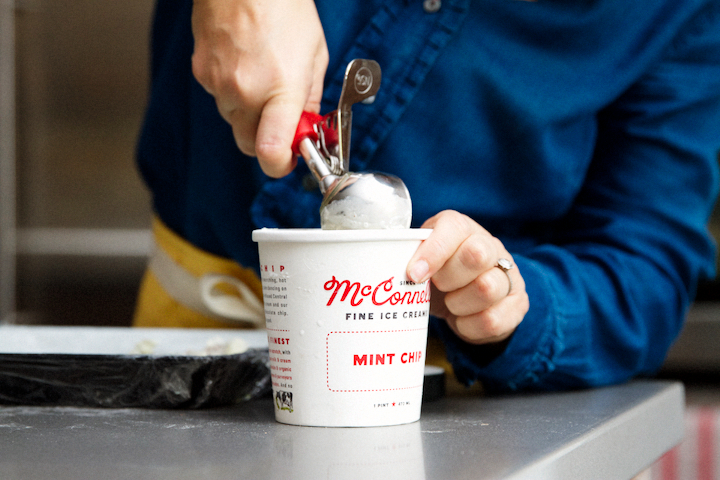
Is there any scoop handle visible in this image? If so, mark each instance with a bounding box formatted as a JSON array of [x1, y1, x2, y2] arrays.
[[292, 111, 338, 194], [291, 111, 324, 156]]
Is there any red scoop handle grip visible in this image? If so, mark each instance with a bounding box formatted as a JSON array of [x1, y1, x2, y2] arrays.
[[291, 110, 340, 157], [292, 111, 324, 156]]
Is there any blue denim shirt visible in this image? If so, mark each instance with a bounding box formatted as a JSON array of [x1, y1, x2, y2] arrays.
[[138, 0, 720, 391]]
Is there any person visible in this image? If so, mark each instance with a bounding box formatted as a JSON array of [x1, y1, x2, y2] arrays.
[[133, 0, 720, 392]]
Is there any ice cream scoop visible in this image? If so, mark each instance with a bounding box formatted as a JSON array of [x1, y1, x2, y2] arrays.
[[291, 59, 412, 230]]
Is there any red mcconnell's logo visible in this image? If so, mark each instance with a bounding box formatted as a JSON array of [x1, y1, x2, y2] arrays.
[[323, 276, 431, 307]]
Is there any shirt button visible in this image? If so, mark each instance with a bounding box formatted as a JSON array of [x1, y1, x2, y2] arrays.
[[423, 0, 441, 13]]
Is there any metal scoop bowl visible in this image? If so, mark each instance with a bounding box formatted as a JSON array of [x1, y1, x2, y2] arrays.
[[291, 60, 412, 230], [319, 170, 411, 230]]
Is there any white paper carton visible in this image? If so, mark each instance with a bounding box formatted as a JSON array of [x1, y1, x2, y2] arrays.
[[252, 228, 432, 427]]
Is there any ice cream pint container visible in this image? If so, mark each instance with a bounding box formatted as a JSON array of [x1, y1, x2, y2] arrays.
[[252, 228, 432, 427]]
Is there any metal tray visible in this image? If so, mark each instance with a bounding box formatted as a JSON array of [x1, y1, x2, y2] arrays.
[[0, 326, 271, 409]]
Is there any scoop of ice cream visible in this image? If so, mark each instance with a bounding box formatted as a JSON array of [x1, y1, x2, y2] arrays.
[[320, 172, 412, 230], [321, 194, 412, 230]]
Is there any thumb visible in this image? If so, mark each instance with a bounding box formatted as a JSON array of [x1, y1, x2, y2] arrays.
[[254, 97, 303, 178]]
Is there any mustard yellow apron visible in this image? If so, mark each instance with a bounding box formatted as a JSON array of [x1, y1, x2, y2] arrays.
[[132, 217, 264, 329]]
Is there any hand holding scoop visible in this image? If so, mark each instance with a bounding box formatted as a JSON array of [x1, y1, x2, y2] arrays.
[[291, 59, 412, 230]]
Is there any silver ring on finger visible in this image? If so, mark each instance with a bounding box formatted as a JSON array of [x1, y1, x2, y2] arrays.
[[495, 258, 514, 297]]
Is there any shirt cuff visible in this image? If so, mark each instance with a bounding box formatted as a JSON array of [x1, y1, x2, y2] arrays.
[[433, 255, 563, 392]]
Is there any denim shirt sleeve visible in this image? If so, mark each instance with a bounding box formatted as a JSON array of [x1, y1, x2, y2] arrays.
[[435, 1, 720, 392]]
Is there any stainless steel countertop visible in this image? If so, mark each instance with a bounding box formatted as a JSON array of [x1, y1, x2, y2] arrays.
[[0, 380, 683, 480]]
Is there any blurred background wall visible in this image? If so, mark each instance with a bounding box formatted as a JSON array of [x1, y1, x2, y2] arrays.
[[9, 0, 155, 326]]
